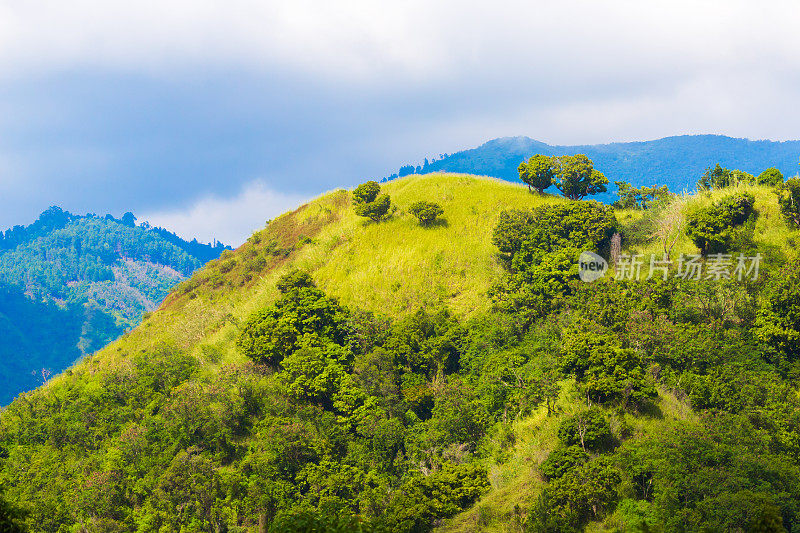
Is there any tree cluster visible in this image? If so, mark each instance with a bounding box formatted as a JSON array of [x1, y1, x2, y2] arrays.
[[353, 181, 393, 222], [612, 181, 672, 210], [517, 154, 609, 199]]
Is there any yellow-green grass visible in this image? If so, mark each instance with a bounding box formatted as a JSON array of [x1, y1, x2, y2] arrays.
[[37, 173, 565, 391], [623, 183, 798, 263]]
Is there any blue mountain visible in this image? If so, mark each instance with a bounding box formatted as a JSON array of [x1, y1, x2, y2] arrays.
[[384, 135, 800, 201]]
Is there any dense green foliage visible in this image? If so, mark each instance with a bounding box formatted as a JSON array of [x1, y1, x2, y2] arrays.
[[778, 177, 800, 227], [408, 201, 444, 226], [0, 207, 227, 404], [3, 175, 800, 532], [491, 201, 616, 323], [759, 167, 785, 186], [551, 155, 609, 200], [353, 181, 393, 222], [685, 192, 756, 254], [517, 154, 555, 193], [754, 258, 800, 362]]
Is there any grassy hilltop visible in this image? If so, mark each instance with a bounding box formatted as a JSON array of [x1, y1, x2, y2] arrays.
[[3, 173, 800, 532], [105, 174, 561, 364]]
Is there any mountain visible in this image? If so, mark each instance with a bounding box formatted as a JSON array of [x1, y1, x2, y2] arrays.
[[1, 174, 800, 532], [383, 134, 800, 200], [0, 206, 229, 404]]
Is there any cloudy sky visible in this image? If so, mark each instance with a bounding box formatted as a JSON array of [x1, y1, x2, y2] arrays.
[[2, 0, 800, 245]]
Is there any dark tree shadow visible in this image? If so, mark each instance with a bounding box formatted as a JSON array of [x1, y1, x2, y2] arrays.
[[421, 218, 449, 228]]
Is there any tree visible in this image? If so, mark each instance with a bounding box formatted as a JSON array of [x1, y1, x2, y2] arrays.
[[121, 212, 137, 227], [698, 164, 734, 190], [552, 155, 608, 200], [353, 182, 392, 222], [527, 458, 621, 531], [612, 181, 671, 210], [518, 155, 555, 193], [777, 177, 800, 227], [353, 181, 381, 204], [560, 324, 656, 409], [408, 201, 444, 226], [377, 462, 489, 533], [236, 272, 354, 367], [758, 167, 784, 186]]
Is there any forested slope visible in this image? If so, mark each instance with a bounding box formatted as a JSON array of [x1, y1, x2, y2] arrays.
[[0, 207, 228, 404]]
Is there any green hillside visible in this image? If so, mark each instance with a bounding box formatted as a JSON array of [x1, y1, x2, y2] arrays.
[[0, 207, 228, 404], [2, 174, 800, 532]]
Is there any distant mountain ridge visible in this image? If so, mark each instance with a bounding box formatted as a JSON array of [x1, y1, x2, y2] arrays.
[[382, 134, 800, 200], [0, 206, 230, 404]]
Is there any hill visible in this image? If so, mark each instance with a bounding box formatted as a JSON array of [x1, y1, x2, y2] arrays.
[[1, 174, 800, 532], [0, 207, 229, 404], [383, 135, 800, 201]]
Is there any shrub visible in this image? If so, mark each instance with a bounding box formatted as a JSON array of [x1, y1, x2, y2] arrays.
[[777, 177, 800, 227], [540, 445, 589, 480], [685, 192, 755, 254], [409, 201, 444, 225], [758, 167, 784, 187], [352, 181, 381, 204], [557, 408, 614, 452], [353, 181, 392, 222]]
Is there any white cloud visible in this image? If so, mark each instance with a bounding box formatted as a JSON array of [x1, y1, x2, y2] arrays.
[[140, 180, 307, 247], [3, 0, 800, 232], [3, 0, 800, 88]]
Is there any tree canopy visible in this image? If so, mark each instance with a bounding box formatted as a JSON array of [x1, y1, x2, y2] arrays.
[[517, 154, 555, 193], [552, 155, 609, 200], [353, 181, 392, 222]]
